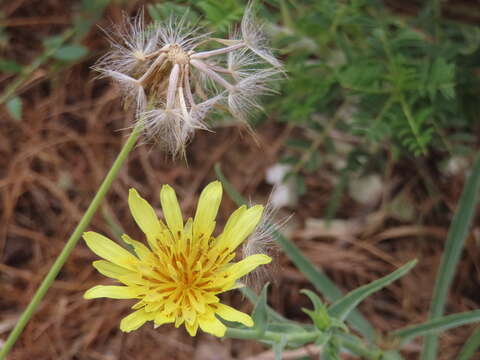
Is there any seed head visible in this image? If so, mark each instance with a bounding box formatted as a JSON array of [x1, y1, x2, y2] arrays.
[[95, 3, 282, 156], [241, 192, 290, 290]]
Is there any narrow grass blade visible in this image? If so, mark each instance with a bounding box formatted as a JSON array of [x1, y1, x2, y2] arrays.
[[329, 260, 417, 321], [215, 163, 375, 340], [214, 163, 245, 205], [421, 155, 480, 360], [394, 310, 480, 344], [457, 327, 480, 360]]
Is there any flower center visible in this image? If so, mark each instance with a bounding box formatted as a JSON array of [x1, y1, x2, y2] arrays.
[[168, 45, 190, 65]]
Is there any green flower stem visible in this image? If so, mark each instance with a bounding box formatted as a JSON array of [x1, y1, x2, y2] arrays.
[[0, 123, 143, 359]]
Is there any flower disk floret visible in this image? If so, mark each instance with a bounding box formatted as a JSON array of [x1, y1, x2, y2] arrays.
[[95, 4, 282, 155], [83, 181, 271, 337]]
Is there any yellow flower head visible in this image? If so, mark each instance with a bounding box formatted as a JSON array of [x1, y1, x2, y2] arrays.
[[83, 181, 271, 337]]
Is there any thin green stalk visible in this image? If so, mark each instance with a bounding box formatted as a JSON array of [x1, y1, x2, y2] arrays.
[[457, 327, 480, 360], [399, 94, 426, 155], [0, 123, 143, 359]]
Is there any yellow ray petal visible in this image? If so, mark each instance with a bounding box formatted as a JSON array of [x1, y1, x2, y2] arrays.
[[223, 205, 247, 234], [144, 302, 162, 313], [92, 260, 133, 279], [132, 300, 146, 310], [121, 234, 153, 262], [84, 285, 137, 299], [184, 217, 193, 236], [160, 184, 183, 239], [185, 320, 199, 336], [120, 309, 154, 332], [198, 315, 227, 337], [217, 205, 264, 250], [154, 313, 175, 327], [202, 293, 220, 304], [215, 303, 254, 327], [175, 315, 185, 328], [179, 217, 193, 253], [182, 307, 196, 324], [128, 188, 164, 241], [187, 290, 206, 314], [117, 272, 143, 286], [193, 181, 222, 241], [83, 232, 137, 270], [228, 254, 272, 280]]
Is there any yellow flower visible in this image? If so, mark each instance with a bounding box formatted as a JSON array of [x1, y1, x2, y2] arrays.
[[83, 181, 271, 337]]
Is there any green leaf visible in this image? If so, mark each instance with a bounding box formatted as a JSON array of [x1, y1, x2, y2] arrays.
[[425, 58, 456, 100], [381, 351, 405, 360], [196, 0, 243, 33], [294, 174, 306, 196], [279, 0, 294, 29], [422, 155, 480, 360], [0, 29, 73, 106], [73, 0, 110, 38], [302, 289, 325, 314], [285, 138, 311, 150], [252, 283, 269, 334], [80, 0, 110, 13], [0, 59, 22, 74], [147, 4, 198, 23], [457, 327, 480, 360], [43, 35, 64, 50], [328, 260, 417, 321], [301, 289, 333, 331], [322, 336, 341, 360], [53, 44, 88, 62], [267, 321, 308, 333], [393, 310, 480, 344], [215, 163, 376, 340], [6, 96, 22, 121], [305, 150, 321, 173], [337, 60, 385, 93], [336, 333, 380, 358]]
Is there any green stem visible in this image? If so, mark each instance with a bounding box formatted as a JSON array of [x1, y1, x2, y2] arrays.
[[399, 94, 426, 155], [0, 123, 143, 359]]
